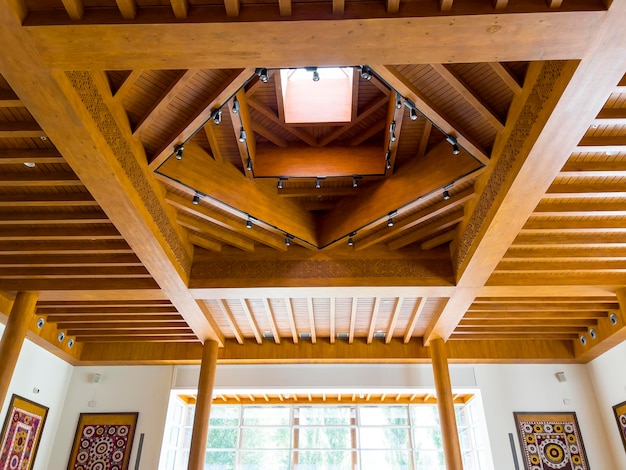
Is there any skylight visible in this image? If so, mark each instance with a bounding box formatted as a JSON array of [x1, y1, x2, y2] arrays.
[[280, 67, 353, 124]]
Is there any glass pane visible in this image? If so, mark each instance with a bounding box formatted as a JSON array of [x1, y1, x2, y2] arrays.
[[204, 450, 235, 469], [168, 427, 179, 446], [207, 427, 238, 449], [239, 450, 290, 470], [295, 450, 354, 468], [360, 406, 408, 426], [210, 406, 240, 426], [414, 450, 445, 470], [360, 450, 412, 469], [410, 406, 440, 427], [359, 427, 410, 449], [299, 406, 353, 425], [241, 427, 291, 449], [182, 427, 193, 448], [458, 428, 473, 450], [413, 427, 442, 451], [298, 427, 353, 449], [243, 407, 290, 426], [462, 451, 477, 470], [455, 406, 469, 427]]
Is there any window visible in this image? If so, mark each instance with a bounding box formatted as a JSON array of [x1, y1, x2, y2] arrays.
[[280, 67, 353, 124], [160, 398, 492, 470]]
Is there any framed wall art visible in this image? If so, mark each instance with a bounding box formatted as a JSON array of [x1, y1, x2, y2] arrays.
[[67, 412, 138, 470], [613, 400, 626, 453], [514, 411, 590, 470], [0, 394, 49, 470]]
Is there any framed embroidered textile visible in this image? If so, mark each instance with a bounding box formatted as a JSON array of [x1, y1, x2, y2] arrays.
[[613, 400, 626, 453], [67, 412, 138, 470], [0, 394, 48, 470], [514, 412, 590, 470]]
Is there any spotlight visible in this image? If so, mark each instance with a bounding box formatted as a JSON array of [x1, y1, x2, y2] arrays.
[[246, 157, 253, 171], [390, 121, 397, 142], [348, 236, 354, 246], [360, 66, 372, 81], [353, 176, 359, 188], [386, 156, 392, 170], [446, 134, 460, 155], [212, 108, 222, 125], [285, 235, 292, 247], [174, 144, 184, 160], [387, 215, 394, 227], [315, 178, 321, 189], [410, 107, 419, 121], [277, 178, 284, 190], [395, 93, 402, 109], [232, 97, 240, 114], [312, 69, 320, 82], [192, 192, 200, 205], [246, 216, 254, 229], [443, 190, 450, 200], [239, 129, 247, 142], [258, 68, 269, 83]]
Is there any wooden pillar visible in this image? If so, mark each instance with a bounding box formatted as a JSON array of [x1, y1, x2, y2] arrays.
[[430, 337, 463, 470], [187, 339, 218, 470], [0, 291, 38, 407]]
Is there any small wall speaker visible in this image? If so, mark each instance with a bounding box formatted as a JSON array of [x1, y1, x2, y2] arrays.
[[90, 373, 102, 384], [555, 372, 567, 383]]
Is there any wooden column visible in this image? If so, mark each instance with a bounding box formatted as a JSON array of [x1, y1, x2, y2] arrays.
[[0, 292, 38, 407], [430, 337, 463, 470], [187, 339, 219, 470]]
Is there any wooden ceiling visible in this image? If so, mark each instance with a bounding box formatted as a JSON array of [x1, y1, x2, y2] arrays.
[[1, 0, 626, 365]]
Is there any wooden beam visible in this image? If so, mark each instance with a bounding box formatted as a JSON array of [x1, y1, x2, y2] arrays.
[[229, 90, 256, 179], [170, 0, 188, 18], [387, 0, 399, 14], [318, 141, 480, 246], [404, 297, 426, 343], [0, 148, 65, 164], [112, 69, 143, 102], [0, 89, 21, 107], [356, 187, 474, 250], [0, 210, 109, 225], [158, 143, 317, 245], [0, 171, 82, 186], [252, 122, 288, 147], [0, 122, 45, 138], [187, 233, 222, 252], [285, 298, 298, 344], [216, 299, 244, 344], [248, 97, 317, 146], [149, 68, 254, 169], [371, 64, 489, 164], [262, 298, 281, 344], [242, 299, 262, 344], [575, 135, 626, 152], [133, 69, 200, 136], [366, 297, 381, 344], [430, 63, 504, 131], [422, 230, 456, 250], [439, 0, 453, 11], [224, 0, 239, 16], [385, 297, 402, 344], [307, 298, 317, 344], [115, 0, 137, 19], [388, 210, 465, 250], [278, 0, 291, 16], [332, 0, 344, 15], [60, 0, 83, 19], [178, 213, 255, 252], [489, 62, 521, 94], [319, 95, 388, 147], [26, 12, 604, 70]]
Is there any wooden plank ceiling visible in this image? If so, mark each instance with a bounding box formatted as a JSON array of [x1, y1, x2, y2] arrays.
[[1, 0, 626, 365]]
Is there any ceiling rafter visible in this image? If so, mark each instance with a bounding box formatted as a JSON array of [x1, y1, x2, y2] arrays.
[[216, 299, 244, 344], [366, 297, 381, 344], [115, 0, 137, 19], [284, 298, 298, 344], [403, 297, 426, 344], [112, 70, 143, 102], [60, 0, 83, 19], [177, 213, 256, 252], [170, 0, 188, 18], [262, 298, 281, 344], [248, 96, 317, 146], [430, 63, 505, 131], [187, 233, 222, 252], [306, 298, 317, 344], [242, 299, 263, 344], [387, 209, 465, 250], [371, 64, 489, 165], [386, 297, 403, 344], [224, 0, 239, 16], [488, 62, 521, 94], [149, 68, 255, 169], [229, 90, 256, 179]]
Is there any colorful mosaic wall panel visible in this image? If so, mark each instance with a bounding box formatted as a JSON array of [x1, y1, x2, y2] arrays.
[[0, 395, 48, 470], [613, 400, 626, 453], [67, 413, 138, 470], [514, 412, 589, 470]]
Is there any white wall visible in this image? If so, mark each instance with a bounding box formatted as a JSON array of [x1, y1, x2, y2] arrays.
[[474, 363, 617, 469], [588, 341, 626, 469], [0, 324, 73, 470], [47, 365, 174, 470]]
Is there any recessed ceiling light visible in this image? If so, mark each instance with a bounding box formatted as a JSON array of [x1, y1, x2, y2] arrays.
[[24, 162, 36, 168]]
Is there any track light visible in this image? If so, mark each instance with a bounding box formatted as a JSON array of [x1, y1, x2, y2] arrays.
[[390, 121, 397, 142], [246, 157, 253, 171], [360, 66, 372, 81], [246, 216, 254, 229], [232, 97, 240, 114], [443, 189, 451, 200], [192, 192, 200, 205], [312, 69, 320, 82], [395, 93, 402, 109], [353, 176, 359, 188], [258, 68, 269, 83], [212, 108, 222, 125], [348, 232, 356, 246], [386, 155, 392, 170], [239, 129, 247, 142], [277, 178, 284, 190], [446, 134, 460, 155], [285, 235, 292, 247], [410, 107, 419, 121], [174, 144, 184, 160], [315, 178, 321, 189], [387, 210, 397, 227]]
